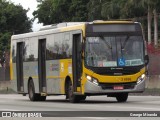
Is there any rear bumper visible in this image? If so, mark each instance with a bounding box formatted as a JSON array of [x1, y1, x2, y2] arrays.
[[84, 79, 145, 94]]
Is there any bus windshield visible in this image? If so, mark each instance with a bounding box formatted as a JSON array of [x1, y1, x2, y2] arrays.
[[85, 35, 144, 67]]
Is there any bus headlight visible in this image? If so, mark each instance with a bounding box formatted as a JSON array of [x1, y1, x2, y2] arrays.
[[86, 75, 99, 86], [137, 74, 145, 84]]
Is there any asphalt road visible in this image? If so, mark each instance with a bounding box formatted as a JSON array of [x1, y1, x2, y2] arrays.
[[0, 94, 160, 120]]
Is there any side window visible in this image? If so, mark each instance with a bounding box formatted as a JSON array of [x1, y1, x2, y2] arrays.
[[23, 40, 29, 62], [55, 33, 63, 59], [29, 37, 38, 61], [12, 40, 16, 63], [23, 38, 38, 62], [46, 32, 72, 60], [64, 33, 72, 58], [46, 35, 56, 60]]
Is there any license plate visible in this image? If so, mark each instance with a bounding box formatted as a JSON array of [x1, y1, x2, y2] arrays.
[[114, 86, 124, 90]]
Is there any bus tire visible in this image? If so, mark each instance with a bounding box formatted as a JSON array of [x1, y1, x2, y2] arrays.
[[68, 81, 80, 103], [65, 79, 70, 99], [28, 80, 39, 101], [116, 93, 128, 102]]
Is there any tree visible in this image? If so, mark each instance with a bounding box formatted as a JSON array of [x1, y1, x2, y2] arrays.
[[33, 0, 71, 25], [101, 0, 121, 20], [69, 0, 89, 22], [121, 0, 160, 46], [152, 0, 160, 47], [0, 0, 32, 66], [87, 0, 103, 21], [138, 0, 157, 45], [101, 0, 160, 47], [0, 0, 32, 34], [34, 0, 160, 47], [128, 0, 160, 46], [33, 0, 89, 25]]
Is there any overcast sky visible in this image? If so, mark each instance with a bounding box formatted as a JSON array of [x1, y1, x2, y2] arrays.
[[9, 0, 43, 31]]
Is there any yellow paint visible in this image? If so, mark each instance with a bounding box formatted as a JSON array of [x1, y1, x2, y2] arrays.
[[60, 24, 86, 37], [58, 59, 84, 94], [23, 76, 64, 79], [93, 20, 134, 24], [92, 68, 145, 83], [10, 40, 13, 80], [81, 64, 94, 94], [13, 77, 36, 80], [47, 76, 64, 79], [77, 87, 81, 92], [59, 59, 72, 94]]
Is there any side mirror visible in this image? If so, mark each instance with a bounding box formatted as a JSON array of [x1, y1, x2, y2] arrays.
[[144, 55, 149, 66]]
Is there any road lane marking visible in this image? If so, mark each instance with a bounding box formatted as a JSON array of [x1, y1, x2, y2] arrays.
[[0, 109, 20, 111], [80, 117, 107, 120], [78, 104, 160, 111]]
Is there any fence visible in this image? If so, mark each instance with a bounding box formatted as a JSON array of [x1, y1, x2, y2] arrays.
[[0, 67, 10, 81], [147, 43, 160, 75]]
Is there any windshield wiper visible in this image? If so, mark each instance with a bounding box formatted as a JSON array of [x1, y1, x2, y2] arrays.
[[122, 35, 130, 50], [120, 36, 130, 58], [100, 36, 112, 49]]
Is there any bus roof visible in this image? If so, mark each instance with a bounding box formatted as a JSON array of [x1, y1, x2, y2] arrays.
[[11, 20, 136, 40]]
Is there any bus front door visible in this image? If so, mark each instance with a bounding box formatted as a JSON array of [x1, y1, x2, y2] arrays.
[[16, 42, 24, 92], [72, 33, 82, 93]]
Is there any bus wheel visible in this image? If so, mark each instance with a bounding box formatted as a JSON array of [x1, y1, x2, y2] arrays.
[[28, 80, 39, 101], [65, 80, 70, 99], [68, 81, 80, 103], [116, 93, 128, 102]]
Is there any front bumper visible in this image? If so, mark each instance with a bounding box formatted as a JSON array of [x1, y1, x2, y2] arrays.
[[84, 79, 145, 94]]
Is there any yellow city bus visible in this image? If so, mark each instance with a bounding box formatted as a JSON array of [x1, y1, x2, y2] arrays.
[[10, 21, 149, 103]]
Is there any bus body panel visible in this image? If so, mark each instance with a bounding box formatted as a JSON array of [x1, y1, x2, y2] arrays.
[[10, 21, 147, 98], [46, 60, 61, 94], [84, 79, 145, 94], [83, 67, 146, 94], [59, 59, 73, 94], [23, 61, 39, 93], [87, 68, 145, 83]]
